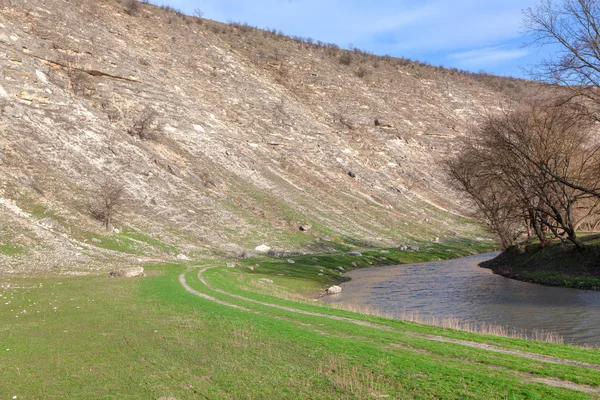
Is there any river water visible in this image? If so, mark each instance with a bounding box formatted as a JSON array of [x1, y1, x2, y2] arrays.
[[321, 252, 600, 345]]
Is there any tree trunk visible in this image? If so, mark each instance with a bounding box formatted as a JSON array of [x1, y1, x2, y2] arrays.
[[105, 213, 112, 231], [568, 232, 585, 251]]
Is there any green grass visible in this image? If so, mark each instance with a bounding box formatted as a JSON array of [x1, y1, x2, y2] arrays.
[[481, 235, 600, 289], [1, 262, 598, 399], [80, 227, 179, 255], [2, 239, 600, 398], [0, 243, 25, 256], [230, 239, 496, 294]]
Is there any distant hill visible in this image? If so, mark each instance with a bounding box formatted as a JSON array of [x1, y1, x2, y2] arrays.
[[0, 0, 531, 273]]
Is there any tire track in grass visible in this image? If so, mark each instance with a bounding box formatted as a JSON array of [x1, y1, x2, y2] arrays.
[[180, 266, 600, 395]]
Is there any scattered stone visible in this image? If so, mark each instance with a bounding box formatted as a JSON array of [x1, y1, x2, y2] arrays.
[[226, 262, 236, 268], [91, 238, 102, 244], [0, 151, 5, 165], [351, 262, 358, 267], [176, 254, 190, 261], [110, 267, 144, 278], [380, 250, 389, 254], [187, 209, 196, 214], [247, 266, 254, 271], [39, 217, 60, 230], [258, 278, 273, 284], [157, 397, 177, 400], [299, 224, 312, 232], [347, 170, 356, 178], [432, 237, 440, 243], [318, 273, 323, 276], [185, 171, 202, 184], [35, 70, 48, 84], [379, 257, 388, 261], [167, 164, 180, 176], [326, 285, 342, 294], [5, 105, 24, 119], [374, 119, 394, 128], [287, 259, 295, 264], [254, 244, 271, 253], [398, 245, 419, 251], [348, 251, 362, 256], [320, 236, 331, 241], [335, 266, 345, 272], [312, 258, 319, 262], [319, 269, 324, 272]]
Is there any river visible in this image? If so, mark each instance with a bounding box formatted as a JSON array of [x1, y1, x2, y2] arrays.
[[320, 252, 600, 346]]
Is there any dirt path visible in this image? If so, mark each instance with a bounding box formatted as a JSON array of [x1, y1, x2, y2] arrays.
[[180, 266, 600, 395]]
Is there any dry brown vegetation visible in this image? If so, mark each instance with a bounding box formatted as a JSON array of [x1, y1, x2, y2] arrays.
[[447, 0, 600, 250], [447, 100, 600, 249]]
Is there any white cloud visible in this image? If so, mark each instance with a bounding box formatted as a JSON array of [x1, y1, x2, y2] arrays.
[[449, 46, 530, 69]]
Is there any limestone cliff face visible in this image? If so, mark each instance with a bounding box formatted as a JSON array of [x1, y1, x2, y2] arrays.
[[0, 0, 522, 272]]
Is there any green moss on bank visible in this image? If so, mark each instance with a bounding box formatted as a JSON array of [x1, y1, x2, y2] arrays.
[[481, 235, 600, 289]]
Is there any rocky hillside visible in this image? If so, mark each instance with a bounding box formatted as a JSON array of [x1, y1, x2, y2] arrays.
[[0, 0, 526, 273]]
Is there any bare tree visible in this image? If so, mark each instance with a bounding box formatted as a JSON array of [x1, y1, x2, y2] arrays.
[[524, 0, 600, 103], [446, 139, 527, 249], [193, 8, 204, 24], [447, 100, 600, 250], [88, 179, 125, 231], [524, 1, 600, 201]]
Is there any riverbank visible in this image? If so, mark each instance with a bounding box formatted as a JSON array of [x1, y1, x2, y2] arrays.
[[480, 235, 600, 290], [231, 239, 497, 297]]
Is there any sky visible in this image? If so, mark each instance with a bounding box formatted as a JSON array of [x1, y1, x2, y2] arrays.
[[148, 0, 546, 78]]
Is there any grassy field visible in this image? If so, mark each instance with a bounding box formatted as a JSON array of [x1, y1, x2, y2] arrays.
[[2, 240, 600, 399], [481, 234, 600, 290]]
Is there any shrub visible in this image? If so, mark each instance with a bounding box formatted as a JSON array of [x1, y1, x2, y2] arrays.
[[324, 43, 339, 57], [356, 66, 370, 78], [121, 0, 140, 16], [193, 8, 204, 24], [58, 54, 94, 97], [339, 52, 352, 66], [128, 109, 158, 140], [334, 113, 354, 130]]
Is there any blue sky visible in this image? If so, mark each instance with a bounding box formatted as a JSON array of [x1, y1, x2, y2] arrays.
[[149, 0, 544, 78]]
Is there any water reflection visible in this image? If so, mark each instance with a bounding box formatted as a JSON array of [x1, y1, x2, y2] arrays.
[[321, 252, 600, 345]]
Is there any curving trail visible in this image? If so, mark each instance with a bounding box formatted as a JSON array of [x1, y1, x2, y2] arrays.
[[180, 265, 600, 395]]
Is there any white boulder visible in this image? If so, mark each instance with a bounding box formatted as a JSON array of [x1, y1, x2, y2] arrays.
[[326, 285, 342, 295], [109, 267, 144, 278], [254, 244, 271, 253]]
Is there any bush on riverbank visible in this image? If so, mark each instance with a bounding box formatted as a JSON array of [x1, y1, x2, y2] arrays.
[[480, 234, 600, 289]]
